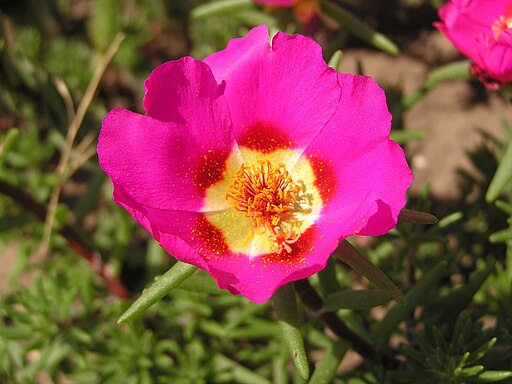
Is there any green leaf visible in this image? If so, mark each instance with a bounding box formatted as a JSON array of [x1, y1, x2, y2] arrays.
[[477, 371, 512, 382], [213, 354, 271, 384], [398, 209, 438, 224], [437, 211, 464, 230], [321, 0, 399, 55], [371, 261, 448, 348], [335, 240, 405, 304], [467, 338, 497, 365], [191, 0, 254, 20], [403, 60, 471, 109], [389, 129, 426, 145], [495, 200, 512, 215], [489, 228, 512, 243], [487, 140, 512, 202], [458, 365, 484, 377], [421, 263, 493, 325], [273, 284, 310, 380], [308, 343, 348, 384], [328, 50, 343, 72], [324, 289, 389, 310], [317, 258, 340, 297], [117, 262, 197, 324], [177, 272, 230, 295], [424, 60, 471, 88]]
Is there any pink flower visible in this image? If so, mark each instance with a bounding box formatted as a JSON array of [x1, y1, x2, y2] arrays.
[[98, 25, 412, 303], [435, 0, 512, 89]]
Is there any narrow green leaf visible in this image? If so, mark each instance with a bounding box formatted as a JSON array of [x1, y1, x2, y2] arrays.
[[486, 140, 512, 202], [421, 264, 494, 325], [489, 228, 512, 243], [437, 211, 464, 229], [213, 354, 272, 384], [324, 289, 389, 310], [117, 262, 197, 324], [191, 0, 253, 20], [389, 129, 426, 145], [403, 60, 470, 109], [308, 343, 348, 384], [424, 60, 471, 88], [371, 261, 448, 348], [398, 208, 438, 224], [224, 303, 268, 334], [458, 365, 484, 377], [317, 258, 340, 297], [328, 50, 343, 71], [478, 371, 512, 382], [335, 240, 405, 304], [467, 338, 497, 365], [177, 271, 229, 295], [321, 0, 399, 55], [495, 200, 512, 215], [273, 284, 310, 380]]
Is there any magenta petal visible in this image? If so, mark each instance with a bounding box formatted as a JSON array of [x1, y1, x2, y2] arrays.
[[99, 89, 234, 212], [474, 36, 512, 82], [204, 25, 341, 151], [304, 74, 412, 237], [113, 187, 326, 303], [436, 0, 512, 84], [113, 188, 211, 271], [143, 57, 230, 125], [337, 140, 412, 236], [437, 0, 502, 38]]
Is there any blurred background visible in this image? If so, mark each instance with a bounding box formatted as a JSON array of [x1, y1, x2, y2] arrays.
[[1, 0, 511, 383]]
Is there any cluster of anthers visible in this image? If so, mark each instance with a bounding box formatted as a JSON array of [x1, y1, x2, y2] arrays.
[[226, 160, 302, 254]]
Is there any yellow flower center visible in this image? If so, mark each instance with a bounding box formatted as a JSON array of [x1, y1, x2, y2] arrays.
[[226, 160, 302, 254], [203, 148, 323, 258]]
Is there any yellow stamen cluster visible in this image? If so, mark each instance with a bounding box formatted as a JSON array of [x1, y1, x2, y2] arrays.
[[226, 160, 302, 254]]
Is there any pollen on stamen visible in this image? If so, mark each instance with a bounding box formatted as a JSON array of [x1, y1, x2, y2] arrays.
[[225, 160, 302, 253]]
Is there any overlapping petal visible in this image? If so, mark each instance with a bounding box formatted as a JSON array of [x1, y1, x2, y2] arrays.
[[474, 36, 512, 82], [98, 58, 236, 212], [114, 187, 326, 303], [435, 0, 512, 85], [205, 25, 341, 158], [303, 74, 412, 238]]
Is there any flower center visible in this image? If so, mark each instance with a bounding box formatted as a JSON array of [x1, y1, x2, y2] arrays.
[[492, 15, 512, 40], [226, 160, 302, 254]]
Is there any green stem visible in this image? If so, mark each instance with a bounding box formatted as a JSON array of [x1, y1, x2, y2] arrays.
[[273, 284, 310, 380]]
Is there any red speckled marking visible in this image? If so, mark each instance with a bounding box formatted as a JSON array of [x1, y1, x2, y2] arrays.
[[309, 154, 336, 203], [194, 215, 229, 259], [238, 122, 292, 153], [261, 226, 316, 265], [194, 149, 230, 190]]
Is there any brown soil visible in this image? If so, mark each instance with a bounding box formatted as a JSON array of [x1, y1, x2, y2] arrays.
[[341, 31, 512, 199]]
